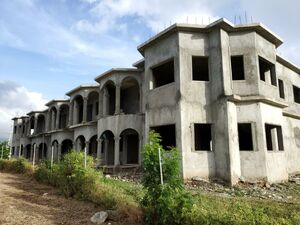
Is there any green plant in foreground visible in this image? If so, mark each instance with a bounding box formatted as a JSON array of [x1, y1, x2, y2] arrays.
[[141, 131, 192, 225]]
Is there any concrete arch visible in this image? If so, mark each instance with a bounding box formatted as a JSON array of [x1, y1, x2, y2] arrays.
[[101, 81, 116, 116], [87, 91, 99, 122], [100, 130, 115, 165], [61, 139, 73, 156], [73, 95, 84, 124], [100, 79, 116, 91], [75, 135, 86, 151], [88, 135, 98, 158], [49, 106, 58, 131], [29, 116, 35, 135], [36, 114, 46, 133], [119, 128, 139, 165], [59, 104, 69, 129]]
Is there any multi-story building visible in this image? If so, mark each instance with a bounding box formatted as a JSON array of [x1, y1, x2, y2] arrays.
[[11, 19, 300, 185]]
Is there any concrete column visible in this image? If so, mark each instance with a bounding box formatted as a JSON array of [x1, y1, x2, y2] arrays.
[[83, 97, 88, 123], [85, 141, 90, 155], [73, 100, 78, 124], [51, 111, 55, 130], [30, 145, 33, 161], [115, 84, 121, 115], [271, 128, 279, 150], [139, 84, 142, 113], [56, 109, 60, 130], [209, 28, 241, 185], [68, 102, 73, 126], [114, 137, 120, 166], [139, 136, 143, 165]]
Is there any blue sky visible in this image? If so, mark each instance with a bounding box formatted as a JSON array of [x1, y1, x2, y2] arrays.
[[0, 0, 299, 139]]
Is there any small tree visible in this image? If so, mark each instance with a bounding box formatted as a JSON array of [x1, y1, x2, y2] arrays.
[[141, 131, 192, 225], [0, 141, 10, 159]]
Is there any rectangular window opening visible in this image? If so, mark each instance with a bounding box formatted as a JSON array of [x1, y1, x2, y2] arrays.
[[259, 57, 276, 86], [278, 79, 285, 99], [152, 60, 174, 88], [231, 56, 245, 80], [192, 56, 209, 81], [265, 124, 284, 151], [238, 123, 253, 151], [151, 124, 176, 149], [293, 85, 300, 104], [194, 123, 212, 151]]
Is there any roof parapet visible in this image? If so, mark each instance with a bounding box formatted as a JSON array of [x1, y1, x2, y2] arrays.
[[94, 68, 142, 82]]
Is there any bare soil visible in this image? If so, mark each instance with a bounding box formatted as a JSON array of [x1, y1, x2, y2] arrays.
[[0, 172, 123, 225]]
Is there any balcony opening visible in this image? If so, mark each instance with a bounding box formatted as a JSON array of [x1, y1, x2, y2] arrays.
[[192, 56, 209, 81], [194, 123, 212, 151], [59, 104, 69, 129], [151, 124, 176, 149], [238, 123, 253, 151], [265, 124, 284, 151], [278, 79, 285, 99], [293, 85, 300, 104], [152, 60, 174, 88], [231, 56, 245, 80], [259, 57, 276, 86], [121, 77, 140, 114]]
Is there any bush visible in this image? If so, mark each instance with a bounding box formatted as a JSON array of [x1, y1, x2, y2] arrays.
[[0, 158, 33, 174], [141, 131, 192, 225]]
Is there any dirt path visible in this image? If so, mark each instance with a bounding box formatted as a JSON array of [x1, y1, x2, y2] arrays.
[[0, 172, 117, 225]]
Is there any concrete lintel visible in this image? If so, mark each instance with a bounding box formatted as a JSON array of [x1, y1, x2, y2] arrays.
[[228, 94, 288, 108], [283, 110, 300, 120]]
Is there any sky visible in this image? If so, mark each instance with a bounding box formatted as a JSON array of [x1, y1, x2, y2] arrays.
[[0, 0, 299, 140]]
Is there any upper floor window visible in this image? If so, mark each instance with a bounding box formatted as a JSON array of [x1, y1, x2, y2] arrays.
[[238, 123, 253, 151], [259, 57, 276, 86], [192, 56, 209, 81], [14, 126, 17, 134], [231, 56, 245, 80], [278, 79, 285, 99], [293, 85, 300, 104], [151, 59, 174, 89]]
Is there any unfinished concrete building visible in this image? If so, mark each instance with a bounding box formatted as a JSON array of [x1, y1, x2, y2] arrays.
[[11, 19, 300, 184]]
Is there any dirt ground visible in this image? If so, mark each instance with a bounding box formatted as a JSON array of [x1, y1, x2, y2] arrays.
[[0, 172, 123, 225]]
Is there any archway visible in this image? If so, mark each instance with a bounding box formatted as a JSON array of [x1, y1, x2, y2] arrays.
[[73, 95, 84, 124], [51, 140, 59, 161], [25, 144, 31, 159], [75, 135, 86, 151], [89, 135, 98, 158], [29, 116, 35, 135], [87, 91, 99, 122], [120, 129, 139, 164], [61, 139, 73, 156], [100, 130, 115, 165], [120, 77, 140, 114], [102, 81, 116, 116], [49, 107, 57, 130], [59, 104, 69, 129], [38, 143, 47, 161], [36, 114, 46, 133]]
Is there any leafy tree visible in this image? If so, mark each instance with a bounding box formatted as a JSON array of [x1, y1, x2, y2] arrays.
[[141, 131, 192, 225], [0, 141, 10, 159]]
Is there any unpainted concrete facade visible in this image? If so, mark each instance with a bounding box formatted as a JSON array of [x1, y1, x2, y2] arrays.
[[11, 19, 300, 184]]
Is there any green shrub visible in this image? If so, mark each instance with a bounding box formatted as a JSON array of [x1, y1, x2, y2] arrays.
[[141, 131, 192, 225], [0, 158, 33, 174]]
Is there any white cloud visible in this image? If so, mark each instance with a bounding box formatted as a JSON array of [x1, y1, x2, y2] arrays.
[[0, 80, 48, 140]]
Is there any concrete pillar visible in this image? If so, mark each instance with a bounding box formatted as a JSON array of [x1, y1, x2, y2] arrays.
[[209, 28, 241, 185], [139, 136, 143, 165], [68, 102, 73, 126], [114, 137, 120, 166], [104, 140, 109, 164], [51, 111, 55, 130], [73, 100, 78, 124], [85, 141, 90, 155], [83, 97, 88, 123], [271, 128, 279, 150], [56, 109, 60, 130], [115, 84, 121, 115]]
